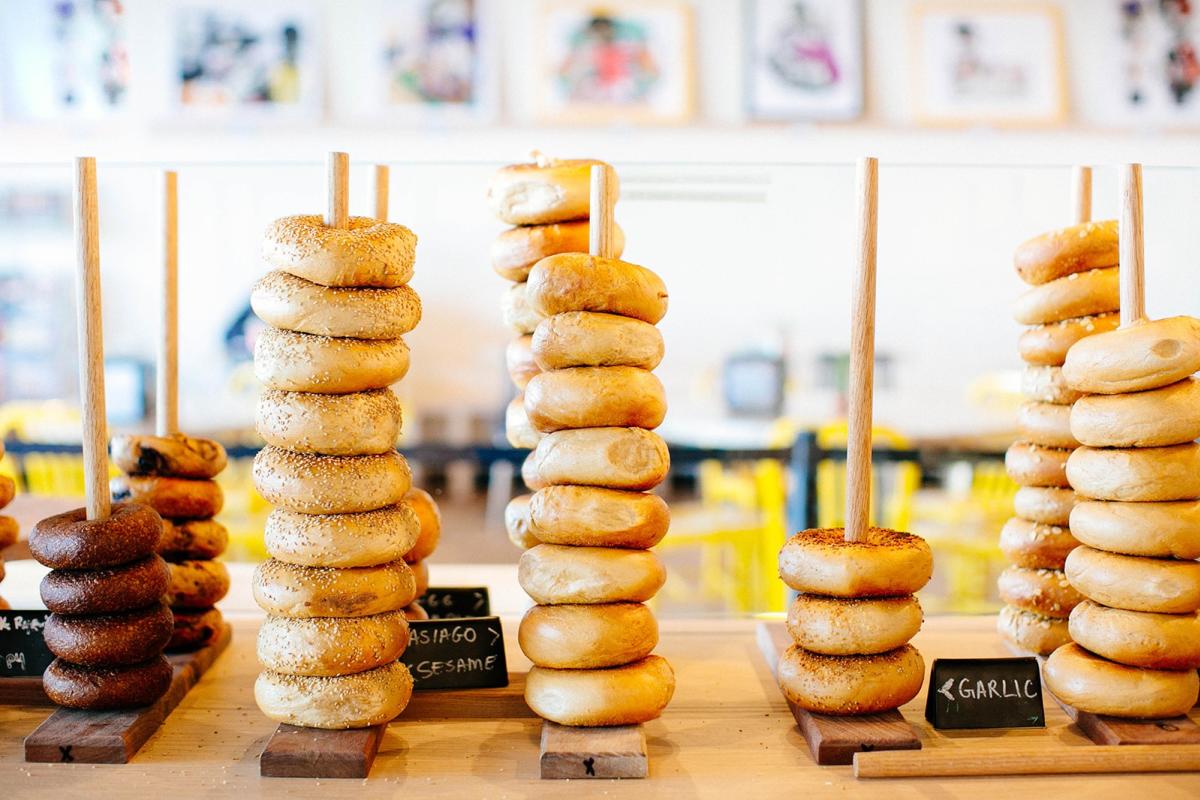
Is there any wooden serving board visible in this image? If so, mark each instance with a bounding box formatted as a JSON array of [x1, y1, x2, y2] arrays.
[[539, 720, 648, 779], [756, 621, 922, 766], [23, 623, 231, 763], [260, 724, 386, 779], [0, 677, 49, 705]]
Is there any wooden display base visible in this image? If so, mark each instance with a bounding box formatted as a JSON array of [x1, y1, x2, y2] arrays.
[[539, 720, 647, 779], [0, 676, 50, 705], [23, 623, 231, 764], [260, 725, 385, 779], [756, 621, 922, 766]]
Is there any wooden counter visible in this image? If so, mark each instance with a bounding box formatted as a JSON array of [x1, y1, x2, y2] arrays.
[[1, 614, 1198, 798]]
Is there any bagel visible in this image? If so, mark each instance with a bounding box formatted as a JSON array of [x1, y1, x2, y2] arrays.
[[522, 451, 548, 491], [528, 427, 670, 491], [44, 602, 173, 666], [505, 494, 540, 550], [1017, 401, 1079, 449], [492, 221, 625, 282], [519, 602, 657, 669], [999, 517, 1080, 570], [786, 594, 922, 656], [997, 566, 1082, 618], [777, 644, 925, 716], [1071, 378, 1200, 448], [1066, 443, 1200, 502], [532, 311, 664, 371], [1063, 316, 1200, 395], [1043, 642, 1198, 719], [43, 656, 173, 710], [166, 559, 230, 609], [505, 394, 543, 449], [252, 446, 411, 514], [997, 605, 1072, 656], [1005, 441, 1071, 489], [402, 487, 441, 563], [525, 655, 675, 727], [251, 270, 420, 339], [778, 527, 933, 598], [264, 503, 420, 568], [1022, 365, 1084, 405], [169, 607, 225, 652], [506, 335, 541, 390], [1013, 267, 1119, 326], [1018, 314, 1119, 366], [158, 518, 229, 562], [110, 475, 223, 520], [1014, 220, 1119, 285], [1069, 600, 1200, 670], [525, 367, 666, 433], [257, 388, 402, 456], [29, 503, 162, 570], [110, 433, 227, 479], [528, 487, 669, 549], [254, 327, 410, 394], [1065, 545, 1200, 613], [487, 158, 612, 225], [403, 602, 429, 621], [255, 661, 413, 729], [528, 254, 668, 324], [257, 611, 409, 677], [501, 281, 545, 334], [0, 474, 14, 507], [40, 555, 170, 615], [1070, 500, 1200, 560], [1013, 486, 1077, 526], [262, 215, 416, 288], [411, 557, 429, 598], [0, 514, 19, 550], [253, 558, 416, 618], [519, 544, 666, 604]]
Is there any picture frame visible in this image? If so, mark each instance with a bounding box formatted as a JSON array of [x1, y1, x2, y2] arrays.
[[744, 0, 865, 122], [910, 2, 1068, 127], [535, 0, 695, 125]]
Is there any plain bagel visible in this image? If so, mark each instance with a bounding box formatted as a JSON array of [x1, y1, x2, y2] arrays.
[[505, 494, 540, 550], [1070, 499, 1200, 560], [1063, 316, 1200, 395], [518, 602, 658, 669], [1043, 642, 1198, 719], [263, 215, 416, 288], [487, 157, 612, 226], [252, 446, 412, 514], [253, 558, 416, 618], [1017, 401, 1079, 449], [1071, 378, 1200, 448], [1013, 220, 1119, 285], [1069, 600, 1200, 670], [505, 395, 543, 449], [524, 366, 666, 432], [1018, 314, 1119, 366], [528, 427, 670, 491], [1066, 443, 1200, 502], [528, 254, 668, 324], [777, 644, 925, 716], [255, 661, 413, 729], [1005, 441, 1071, 489], [256, 388, 402, 456], [506, 335, 541, 390], [525, 655, 675, 727], [778, 527, 933, 598], [501, 281, 545, 334], [529, 486, 669, 549], [519, 544, 666, 605], [786, 594, 922, 656], [1064, 545, 1200, 613], [492, 221, 624, 282], [532, 311, 664, 371], [251, 270, 421, 339], [1013, 486, 1077, 526], [264, 504, 420, 568], [254, 327, 410, 394], [1012, 267, 1119, 326]]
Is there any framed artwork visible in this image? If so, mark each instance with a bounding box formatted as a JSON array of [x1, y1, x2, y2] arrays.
[[744, 0, 864, 121], [536, 0, 695, 124], [1096, 0, 1200, 127], [0, 0, 130, 121], [170, 0, 322, 119], [910, 2, 1068, 126]]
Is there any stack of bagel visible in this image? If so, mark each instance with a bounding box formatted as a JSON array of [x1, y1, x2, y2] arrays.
[[249, 213, 423, 729], [110, 434, 229, 650], [999, 221, 1120, 654], [401, 486, 440, 621], [0, 448, 15, 609], [489, 157, 676, 726], [1042, 315, 1200, 718]]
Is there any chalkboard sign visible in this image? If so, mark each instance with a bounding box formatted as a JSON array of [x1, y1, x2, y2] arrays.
[[415, 587, 491, 619], [924, 657, 1044, 730], [401, 616, 508, 691], [0, 611, 53, 677]]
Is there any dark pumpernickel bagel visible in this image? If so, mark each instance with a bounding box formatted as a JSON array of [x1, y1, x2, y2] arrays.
[[43, 656, 174, 710], [29, 503, 162, 570], [40, 555, 170, 614], [167, 606, 225, 652], [44, 602, 173, 666]]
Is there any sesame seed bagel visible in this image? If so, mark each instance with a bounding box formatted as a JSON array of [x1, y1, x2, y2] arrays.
[[1005, 441, 1071, 489], [525, 366, 666, 433], [778, 527, 933, 598], [158, 518, 229, 562], [254, 327, 410, 394], [110, 474, 223, 519], [527, 427, 670, 491], [1013, 267, 1120, 326], [110, 432, 227, 479], [1014, 486, 1077, 526], [997, 605, 1072, 656], [506, 334, 541, 390], [492, 221, 625, 282], [777, 644, 925, 716], [487, 158, 611, 226], [1069, 600, 1200, 670], [786, 594, 923, 656], [1070, 500, 1200, 560], [1064, 546, 1200, 613], [257, 611, 409, 677], [165, 559, 230, 609], [1017, 401, 1079, 449], [999, 517, 1080, 570], [262, 214, 416, 288], [506, 394, 543, 449], [40, 555, 170, 615], [252, 446, 412, 514], [1063, 316, 1200, 395], [255, 661, 414, 729], [1018, 313, 1119, 366], [402, 487, 441, 563], [997, 566, 1082, 618], [1013, 220, 1119, 285], [529, 486, 670, 549], [264, 504, 420, 568], [518, 602, 658, 669], [1071, 378, 1200, 448], [502, 281, 545, 334], [1022, 365, 1084, 405], [257, 388, 402, 456], [519, 544, 666, 605], [532, 311, 664, 371], [1066, 443, 1200, 502], [30, 503, 162, 570], [529, 254, 668, 325], [251, 270, 421, 339], [1043, 642, 1199, 719], [252, 558, 416, 618], [44, 656, 173, 710], [525, 655, 675, 727], [505, 494, 540, 550]]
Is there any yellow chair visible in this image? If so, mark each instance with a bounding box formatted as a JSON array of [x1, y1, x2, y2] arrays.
[[813, 420, 920, 531]]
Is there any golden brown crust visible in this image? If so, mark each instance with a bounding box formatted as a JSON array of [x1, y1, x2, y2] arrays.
[[257, 388, 402, 456], [110, 433, 227, 479], [996, 605, 1071, 656], [506, 334, 541, 390], [1063, 316, 1200, 395], [532, 311, 664, 371], [1018, 313, 1119, 366], [40, 555, 170, 615], [110, 475, 223, 519], [487, 158, 612, 226], [1013, 220, 1118, 285], [254, 327, 410, 394], [1065, 545, 1200, 613], [1005, 441, 1072, 488], [528, 427, 670, 491], [30, 503, 162, 570], [158, 518, 229, 562], [402, 487, 441, 563], [778, 527, 933, 597], [505, 494, 541, 550], [528, 254, 668, 324], [525, 366, 666, 433], [1067, 443, 1200, 502], [786, 594, 922, 655], [44, 602, 173, 666], [1022, 366, 1084, 405], [255, 661, 413, 729], [252, 446, 412, 515], [251, 270, 421, 339], [1043, 642, 1198, 719], [264, 504, 420, 568], [501, 281, 545, 334], [525, 655, 674, 726], [997, 566, 1082, 618], [1071, 378, 1200, 448], [1013, 267, 1119, 326], [0, 514, 18, 550], [999, 517, 1080, 570], [44, 655, 173, 710], [1070, 499, 1200, 560], [519, 544, 666, 604], [1014, 486, 1077, 526], [1069, 600, 1200, 670], [492, 221, 625, 282], [0, 474, 14, 508], [262, 215, 416, 288], [252, 558, 416, 618], [257, 611, 409, 676], [505, 394, 543, 449], [529, 486, 670, 549], [519, 602, 658, 669], [1017, 401, 1079, 449], [777, 644, 925, 715], [166, 559, 230, 609]]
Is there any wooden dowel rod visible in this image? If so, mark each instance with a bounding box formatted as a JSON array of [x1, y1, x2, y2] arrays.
[[374, 164, 389, 222], [589, 164, 617, 259], [73, 156, 111, 521], [327, 151, 349, 230], [157, 170, 179, 437], [1119, 163, 1146, 326], [854, 744, 1200, 779], [844, 157, 878, 543], [1071, 165, 1092, 224]]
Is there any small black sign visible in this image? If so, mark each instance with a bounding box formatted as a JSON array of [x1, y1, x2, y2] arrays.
[[401, 616, 508, 691], [0, 611, 53, 677], [416, 586, 491, 619], [925, 657, 1045, 729]]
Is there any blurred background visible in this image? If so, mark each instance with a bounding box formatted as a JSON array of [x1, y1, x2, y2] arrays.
[[0, 0, 1198, 617]]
